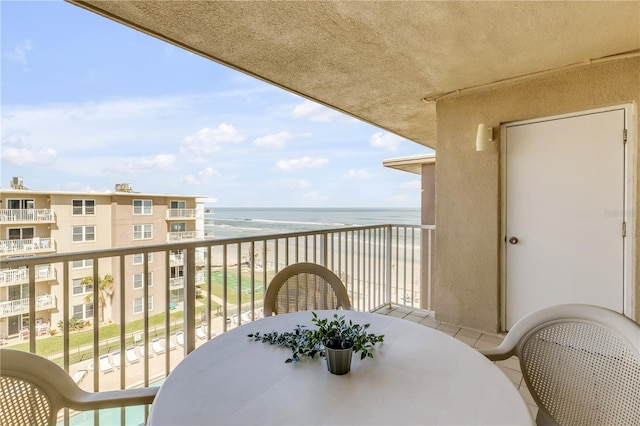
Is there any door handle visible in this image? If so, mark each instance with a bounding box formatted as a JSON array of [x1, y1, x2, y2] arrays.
[[508, 237, 519, 245]]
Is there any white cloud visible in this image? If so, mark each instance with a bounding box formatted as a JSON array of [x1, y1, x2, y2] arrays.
[[275, 156, 329, 172], [114, 154, 176, 174], [183, 167, 220, 185], [287, 179, 311, 189], [7, 40, 33, 67], [400, 180, 421, 189], [181, 124, 244, 154], [1, 132, 57, 166], [370, 132, 402, 151], [253, 131, 293, 149], [291, 100, 342, 122], [344, 168, 373, 179]]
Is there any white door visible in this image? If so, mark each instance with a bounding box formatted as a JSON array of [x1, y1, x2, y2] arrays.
[[504, 108, 628, 329]]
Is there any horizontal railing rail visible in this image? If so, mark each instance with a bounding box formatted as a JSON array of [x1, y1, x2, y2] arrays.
[[0, 237, 56, 256], [166, 208, 198, 219], [0, 294, 57, 317], [167, 231, 204, 242], [0, 208, 55, 223], [0, 264, 56, 286], [0, 223, 433, 426]]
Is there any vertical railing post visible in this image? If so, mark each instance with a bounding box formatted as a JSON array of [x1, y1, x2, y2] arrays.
[[321, 233, 328, 266], [185, 247, 196, 354], [385, 225, 392, 307], [28, 265, 36, 353]]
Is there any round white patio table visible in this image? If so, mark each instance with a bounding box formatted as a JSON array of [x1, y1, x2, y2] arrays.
[[149, 310, 533, 425]]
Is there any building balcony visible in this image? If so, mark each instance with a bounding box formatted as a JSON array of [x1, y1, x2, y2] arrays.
[[167, 231, 203, 242], [0, 294, 57, 318], [0, 209, 56, 224], [166, 208, 198, 220], [0, 265, 56, 287], [0, 224, 435, 425], [0, 238, 56, 257]]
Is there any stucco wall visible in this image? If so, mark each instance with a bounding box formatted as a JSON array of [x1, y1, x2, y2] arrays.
[[435, 57, 640, 332]]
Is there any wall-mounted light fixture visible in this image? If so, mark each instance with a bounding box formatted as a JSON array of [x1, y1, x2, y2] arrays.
[[476, 124, 494, 151]]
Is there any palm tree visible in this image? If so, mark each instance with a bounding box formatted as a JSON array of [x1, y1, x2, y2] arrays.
[[81, 274, 114, 324]]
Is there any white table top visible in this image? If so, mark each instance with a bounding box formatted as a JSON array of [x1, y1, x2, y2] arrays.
[[149, 310, 533, 425]]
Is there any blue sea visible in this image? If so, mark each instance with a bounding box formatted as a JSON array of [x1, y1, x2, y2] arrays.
[[206, 208, 420, 240]]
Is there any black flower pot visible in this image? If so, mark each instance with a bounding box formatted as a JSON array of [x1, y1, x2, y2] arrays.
[[325, 345, 353, 375]]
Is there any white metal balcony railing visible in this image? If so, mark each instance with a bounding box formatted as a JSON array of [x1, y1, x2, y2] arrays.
[[0, 294, 57, 317], [0, 265, 56, 286], [0, 208, 55, 223], [0, 224, 434, 426], [167, 231, 204, 242], [0, 238, 56, 256], [166, 208, 198, 220]]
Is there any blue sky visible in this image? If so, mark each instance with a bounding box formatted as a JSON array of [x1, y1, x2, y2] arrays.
[[1, 1, 432, 207]]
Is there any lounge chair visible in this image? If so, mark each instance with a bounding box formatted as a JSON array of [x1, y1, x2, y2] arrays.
[[196, 326, 207, 340], [139, 343, 152, 358], [111, 351, 121, 369], [72, 369, 87, 385], [125, 347, 140, 364], [99, 355, 113, 374], [151, 339, 165, 355], [167, 338, 177, 351], [176, 331, 184, 347]]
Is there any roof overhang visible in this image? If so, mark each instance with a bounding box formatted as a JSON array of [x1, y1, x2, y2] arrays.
[[383, 153, 436, 175], [66, 1, 640, 149]]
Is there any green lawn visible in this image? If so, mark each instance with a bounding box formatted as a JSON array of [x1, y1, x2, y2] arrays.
[[201, 270, 268, 305], [10, 305, 213, 364]]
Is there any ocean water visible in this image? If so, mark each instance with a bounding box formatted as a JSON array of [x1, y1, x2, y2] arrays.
[[206, 208, 420, 240]]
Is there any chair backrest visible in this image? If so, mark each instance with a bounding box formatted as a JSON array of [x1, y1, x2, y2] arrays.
[[0, 349, 157, 426], [480, 304, 640, 426], [263, 262, 351, 316]]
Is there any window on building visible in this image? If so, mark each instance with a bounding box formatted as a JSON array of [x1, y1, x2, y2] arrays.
[[133, 296, 154, 314], [133, 272, 153, 289], [133, 224, 152, 240], [132, 253, 154, 265], [72, 278, 92, 295], [72, 226, 96, 242], [170, 200, 186, 209], [72, 259, 94, 269], [170, 222, 186, 233], [72, 303, 93, 320], [72, 199, 95, 215], [133, 199, 152, 215], [8, 227, 34, 240]]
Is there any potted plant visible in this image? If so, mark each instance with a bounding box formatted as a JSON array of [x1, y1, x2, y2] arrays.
[[248, 312, 384, 375]]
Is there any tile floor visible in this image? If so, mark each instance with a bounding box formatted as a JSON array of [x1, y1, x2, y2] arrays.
[[373, 304, 538, 420]]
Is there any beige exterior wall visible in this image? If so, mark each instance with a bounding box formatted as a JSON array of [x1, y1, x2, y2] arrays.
[[434, 57, 640, 332]]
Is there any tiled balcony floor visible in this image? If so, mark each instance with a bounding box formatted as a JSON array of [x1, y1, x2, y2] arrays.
[[373, 304, 538, 420]]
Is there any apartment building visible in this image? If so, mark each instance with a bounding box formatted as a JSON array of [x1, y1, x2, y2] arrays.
[[0, 178, 206, 339]]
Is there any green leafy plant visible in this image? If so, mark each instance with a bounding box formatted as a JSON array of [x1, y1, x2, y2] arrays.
[[248, 312, 384, 363]]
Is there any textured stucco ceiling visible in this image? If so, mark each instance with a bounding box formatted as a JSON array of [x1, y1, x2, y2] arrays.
[[67, 1, 640, 149]]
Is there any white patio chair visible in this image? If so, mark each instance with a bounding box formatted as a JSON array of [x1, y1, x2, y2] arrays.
[[98, 355, 113, 374], [166, 337, 177, 351], [196, 325, 207, 340], [139, 343, 152, 358], [111, 351, 121, 369], [151, 338, 165, 355], [479, 304, 640, 425], [125, 346, 140, 364], [264, 262, 352, 316], [175, 331, 184, 347], [0, 349, 157, 426], [71, 369, 87, 385]]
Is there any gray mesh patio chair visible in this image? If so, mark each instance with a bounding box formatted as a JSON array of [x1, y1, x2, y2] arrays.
[[264, 262, 351, 316], [0, 348, 158, 426], [479, 304, 640, 426]]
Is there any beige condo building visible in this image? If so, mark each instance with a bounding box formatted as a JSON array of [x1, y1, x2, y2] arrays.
[[0, 178, 207, 339]]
